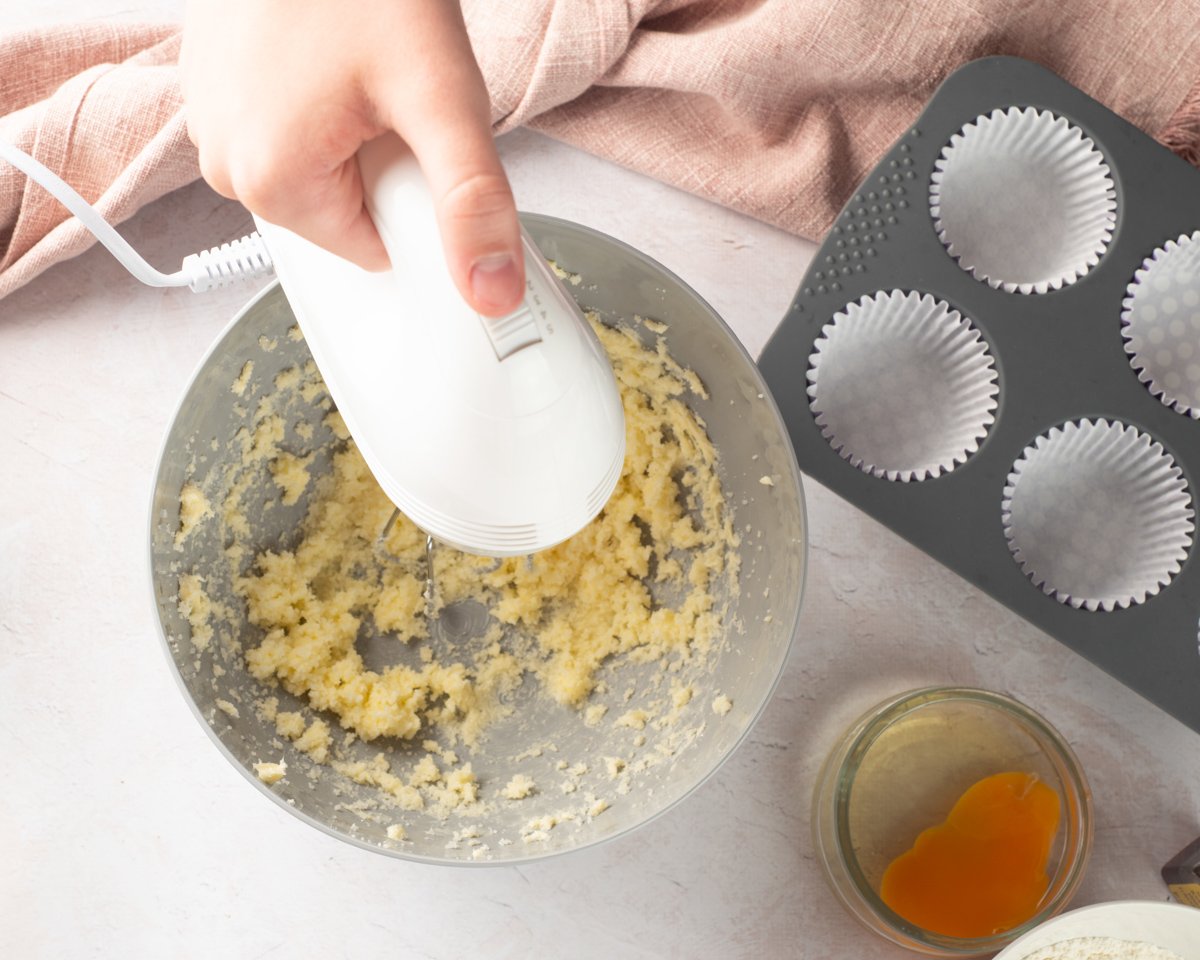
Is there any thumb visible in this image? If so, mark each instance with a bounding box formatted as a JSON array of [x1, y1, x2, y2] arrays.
[[406, 121, 524, 317], [366, 1, 523, 317]]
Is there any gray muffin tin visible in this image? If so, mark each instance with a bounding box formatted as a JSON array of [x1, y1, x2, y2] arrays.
[[759, 56, 1200, 733]]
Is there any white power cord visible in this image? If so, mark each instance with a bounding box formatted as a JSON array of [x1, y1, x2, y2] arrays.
[[0, 137, 274, 292]]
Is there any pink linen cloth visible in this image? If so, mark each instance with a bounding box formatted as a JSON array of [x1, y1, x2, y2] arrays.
[[4, 2, 1200, 299]]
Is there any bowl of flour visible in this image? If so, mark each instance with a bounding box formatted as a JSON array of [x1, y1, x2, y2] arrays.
[[995, 901, 1200, 960]]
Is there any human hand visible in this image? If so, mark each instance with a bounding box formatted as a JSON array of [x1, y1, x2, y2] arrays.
[[180, 0, 523, 316]]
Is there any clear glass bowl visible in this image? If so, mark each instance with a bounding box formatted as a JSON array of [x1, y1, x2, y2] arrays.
[[147, 215, 808, 865], [812, 687, 1093, 956]]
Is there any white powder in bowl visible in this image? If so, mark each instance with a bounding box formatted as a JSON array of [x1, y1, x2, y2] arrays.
[[1019, 937, 1185, 960]]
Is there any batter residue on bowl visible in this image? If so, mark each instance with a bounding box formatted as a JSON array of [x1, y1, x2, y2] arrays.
[[176, 312, 741, 832]]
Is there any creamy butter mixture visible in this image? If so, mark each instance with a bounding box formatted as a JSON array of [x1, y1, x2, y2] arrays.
[[177, 312, 739, 828]]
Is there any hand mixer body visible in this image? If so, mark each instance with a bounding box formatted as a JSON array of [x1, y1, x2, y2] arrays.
[[253, 134, 626, 556]]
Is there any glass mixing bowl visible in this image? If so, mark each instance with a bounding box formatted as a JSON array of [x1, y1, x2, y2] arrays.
[[147, 214, 807, 864], [812, 687, 1093, 956]]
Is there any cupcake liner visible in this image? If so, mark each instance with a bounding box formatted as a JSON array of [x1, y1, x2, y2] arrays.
[[1002, 419, 1194, 612], [930, 107, 1117, 295], [807, 290, 999, 482], [1121, 232, 1200, 419]]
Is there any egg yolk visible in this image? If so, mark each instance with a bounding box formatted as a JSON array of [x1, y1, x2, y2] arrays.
[[879, 771, 1061, 938]]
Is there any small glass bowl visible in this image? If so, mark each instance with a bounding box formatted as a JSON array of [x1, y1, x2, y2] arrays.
[[812, 687, 1093, 956]]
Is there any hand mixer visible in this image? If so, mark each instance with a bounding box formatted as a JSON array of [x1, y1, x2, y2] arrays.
[[0, 135, 626, 556]]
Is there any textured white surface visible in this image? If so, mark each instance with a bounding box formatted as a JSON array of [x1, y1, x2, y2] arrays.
[[4, 7, 1200, 958]]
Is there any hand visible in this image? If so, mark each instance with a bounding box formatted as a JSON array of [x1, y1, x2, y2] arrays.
[[180, 0, 524, 316]]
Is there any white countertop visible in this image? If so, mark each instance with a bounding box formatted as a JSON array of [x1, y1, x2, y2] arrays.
[[4, 7, 1199, 958]]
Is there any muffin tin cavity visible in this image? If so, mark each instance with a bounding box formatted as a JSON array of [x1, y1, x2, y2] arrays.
[[931, 107, 1117, 294], [1002, 419, 1194, 612], [1122, 232, 1200, 419], [807, 290, 999, 481]]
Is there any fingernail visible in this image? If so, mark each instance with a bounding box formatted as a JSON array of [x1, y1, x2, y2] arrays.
[[470, 252, 523, 315]]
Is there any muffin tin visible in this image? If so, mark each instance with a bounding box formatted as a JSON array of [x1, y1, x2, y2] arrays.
[[759, 56, 1200, 734]]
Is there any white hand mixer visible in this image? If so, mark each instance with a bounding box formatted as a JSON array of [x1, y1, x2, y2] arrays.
[[0, 136, 626, 556]]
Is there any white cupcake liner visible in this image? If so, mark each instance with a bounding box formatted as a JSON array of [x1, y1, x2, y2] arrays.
[[806, 290, 999, 482], [1002, 419, 1194, 612], [1121, 232, 1200, 419], [931, 107, 1117, 294]]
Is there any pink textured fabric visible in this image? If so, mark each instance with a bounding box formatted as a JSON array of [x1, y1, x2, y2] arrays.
[[0, 24, 194, 299], [4, 4, 1200, 299]]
